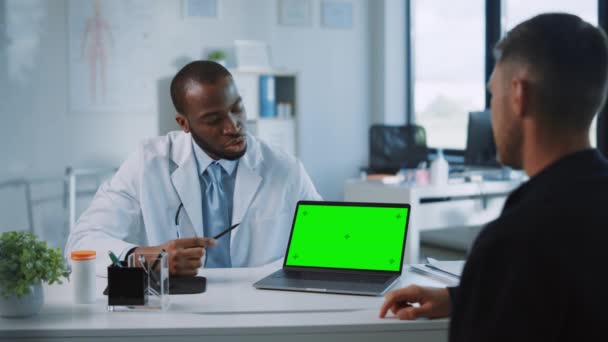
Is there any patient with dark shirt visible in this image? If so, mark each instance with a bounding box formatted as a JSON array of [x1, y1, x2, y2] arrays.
[[380, 13, 608, 342]]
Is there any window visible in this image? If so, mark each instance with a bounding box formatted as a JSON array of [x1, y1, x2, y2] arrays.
[[411, 0, 486, 149], [503, 0, 599, 147]]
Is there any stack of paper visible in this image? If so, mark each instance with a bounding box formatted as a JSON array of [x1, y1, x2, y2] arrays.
[[409, 259, 465, 286], [425, 258, 465, 277]]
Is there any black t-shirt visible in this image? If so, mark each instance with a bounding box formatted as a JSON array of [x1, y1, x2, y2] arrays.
[[448, 149, 608, 342]]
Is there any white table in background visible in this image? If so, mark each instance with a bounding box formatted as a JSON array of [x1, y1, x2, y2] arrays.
[[0, 262, 451, 342], [344, 179, 521, 264]]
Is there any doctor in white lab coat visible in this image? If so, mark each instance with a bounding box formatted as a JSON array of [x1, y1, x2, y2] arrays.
[[65, 61, 321, 275]]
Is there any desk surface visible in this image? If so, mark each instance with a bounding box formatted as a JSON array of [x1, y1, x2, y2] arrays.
[[0, 261, 450, 342], [345, 178, 521, 199]]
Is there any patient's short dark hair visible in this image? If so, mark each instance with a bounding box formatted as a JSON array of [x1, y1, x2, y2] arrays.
[[494, 13, 608, 131], [170, 60, 232, 115]]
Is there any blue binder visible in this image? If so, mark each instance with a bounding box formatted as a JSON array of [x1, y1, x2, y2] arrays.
[[259, 75, 276, 118]]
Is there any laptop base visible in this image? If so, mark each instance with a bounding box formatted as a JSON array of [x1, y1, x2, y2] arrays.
[[253, 269, 400, 296]]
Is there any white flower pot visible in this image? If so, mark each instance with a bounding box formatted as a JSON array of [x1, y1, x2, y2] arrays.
[[0, 282, 44, 318]]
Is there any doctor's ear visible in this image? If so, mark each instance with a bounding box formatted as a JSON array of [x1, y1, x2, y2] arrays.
[[175, 113, 190, 133]]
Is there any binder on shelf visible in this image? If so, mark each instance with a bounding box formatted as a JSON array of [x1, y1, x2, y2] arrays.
[[259, 75, 276, 118]]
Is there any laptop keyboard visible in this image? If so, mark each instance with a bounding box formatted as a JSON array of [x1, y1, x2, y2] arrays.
[[272, 270, 394, 284]]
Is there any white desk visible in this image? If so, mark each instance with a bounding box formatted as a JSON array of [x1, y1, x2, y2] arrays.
[[0, 262, 451, 342], [344, 179, 521, 264]]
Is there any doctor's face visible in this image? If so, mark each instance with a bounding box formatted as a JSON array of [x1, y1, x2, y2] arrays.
[[176, 76, 247, 160]]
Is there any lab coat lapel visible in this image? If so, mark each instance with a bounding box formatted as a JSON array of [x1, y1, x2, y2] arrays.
[[231, 135, 263, 245], [170, 134, 204, 237]]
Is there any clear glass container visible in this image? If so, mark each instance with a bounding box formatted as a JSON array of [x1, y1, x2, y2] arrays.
[[107, 250, 169, 311]]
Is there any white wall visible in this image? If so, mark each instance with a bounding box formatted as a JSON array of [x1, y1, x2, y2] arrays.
[[269, 0, 371, 203], [0, 0, 375, 245]]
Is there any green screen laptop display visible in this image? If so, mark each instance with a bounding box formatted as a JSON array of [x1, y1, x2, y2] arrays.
[[285, 203, 409, 272]]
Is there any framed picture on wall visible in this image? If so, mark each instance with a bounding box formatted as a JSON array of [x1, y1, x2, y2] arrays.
[[183, 0, 218, 19], [321, 0, 353, 29], [279, 0, 312, 26]]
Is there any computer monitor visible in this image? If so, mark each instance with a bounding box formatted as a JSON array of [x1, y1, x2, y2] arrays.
[[464, 110, 501, 168]]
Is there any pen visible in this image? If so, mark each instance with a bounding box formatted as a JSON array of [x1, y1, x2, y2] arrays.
[[138, 255, 149, 274], [108, 251, 122, 267], [213, 223, 240, 240], [150, 249, 166, 272], [140, 254, 163, 293]]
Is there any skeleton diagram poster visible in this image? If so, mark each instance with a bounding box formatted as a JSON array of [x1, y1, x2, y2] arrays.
[[68, 0, 154, 114]]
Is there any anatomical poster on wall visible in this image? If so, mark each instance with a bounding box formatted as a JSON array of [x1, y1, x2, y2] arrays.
[[68, 0, 155, 114]]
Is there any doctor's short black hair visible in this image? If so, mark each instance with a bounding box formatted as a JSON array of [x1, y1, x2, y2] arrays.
[[170, 60, 233, 115], [494, 13, 608, 132]]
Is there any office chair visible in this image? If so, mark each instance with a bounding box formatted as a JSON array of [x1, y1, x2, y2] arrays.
[[368, 124, 429, 174]]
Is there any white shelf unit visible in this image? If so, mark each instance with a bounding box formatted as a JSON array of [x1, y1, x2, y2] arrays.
[[231, 69, 298, 157]]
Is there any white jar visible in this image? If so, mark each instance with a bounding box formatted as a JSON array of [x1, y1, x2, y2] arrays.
[[430, 149, 449, 186], [70, 251, 97, 304]]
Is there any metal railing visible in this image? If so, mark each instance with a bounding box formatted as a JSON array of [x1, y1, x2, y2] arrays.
[[0, 167, 117, 234], [65, 167, 117, 231]]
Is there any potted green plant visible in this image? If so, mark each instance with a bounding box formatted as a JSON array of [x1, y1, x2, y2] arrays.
[[207, 50, 227, 67], [0, 231, 70, 318]]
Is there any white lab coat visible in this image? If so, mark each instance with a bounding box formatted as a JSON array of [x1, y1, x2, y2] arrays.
[[65, 132, 321, 274]]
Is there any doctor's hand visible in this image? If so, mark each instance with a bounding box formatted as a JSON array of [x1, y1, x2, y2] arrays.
[[133, 237, 217, 277], [379, 285, 451, 320]]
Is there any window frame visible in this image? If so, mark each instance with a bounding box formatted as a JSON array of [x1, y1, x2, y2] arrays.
[[406, 0, 608, 157]]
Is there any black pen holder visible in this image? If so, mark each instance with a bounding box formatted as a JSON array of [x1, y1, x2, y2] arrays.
[[107, 252, 170, 311], [107, 262, 146, 307]]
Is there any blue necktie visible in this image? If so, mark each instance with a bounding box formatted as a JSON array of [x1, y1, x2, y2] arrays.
[[201, 162, 232, 268]]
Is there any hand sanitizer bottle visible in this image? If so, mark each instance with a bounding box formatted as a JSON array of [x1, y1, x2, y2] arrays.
[[430, 149, 449, 186]]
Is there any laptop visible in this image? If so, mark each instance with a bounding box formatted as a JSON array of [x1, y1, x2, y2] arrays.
[[253, 201, 410, 296]]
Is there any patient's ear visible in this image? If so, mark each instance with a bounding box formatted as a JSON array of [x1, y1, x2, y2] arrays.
[[511, 77, 529, 120], [175, 113, 189, 133]]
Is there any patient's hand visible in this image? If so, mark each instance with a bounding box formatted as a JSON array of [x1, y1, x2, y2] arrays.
[[133, 237, 216, 276], [379, 285, 451, 320]]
